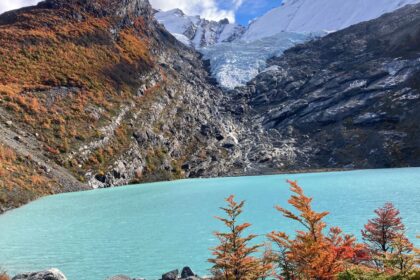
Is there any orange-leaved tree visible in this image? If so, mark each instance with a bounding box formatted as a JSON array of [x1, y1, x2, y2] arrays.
[[361, 202, 415, 273], [361, 202, 406, 254], [209, 195, 272, 280], [268, 180, 367, 280]]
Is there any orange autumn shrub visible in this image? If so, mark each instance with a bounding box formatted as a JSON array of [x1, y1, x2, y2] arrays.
[[268, 180, 368, 280], [209, 195, 272, 280], [0, 144, 58, 212], [0, 270, 10, 280]]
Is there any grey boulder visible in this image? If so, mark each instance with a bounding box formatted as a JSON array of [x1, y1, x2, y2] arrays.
[[12, 269, 67, 280], [161, 270, 178, 280]]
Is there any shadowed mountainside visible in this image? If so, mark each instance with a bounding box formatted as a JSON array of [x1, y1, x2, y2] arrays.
[[231, 3, 420, 170]]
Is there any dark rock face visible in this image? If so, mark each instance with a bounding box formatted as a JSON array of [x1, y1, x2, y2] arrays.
[[232, 3, 420, 170], [12, 269, 67, 280]]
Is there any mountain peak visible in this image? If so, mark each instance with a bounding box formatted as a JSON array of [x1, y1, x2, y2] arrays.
[[43, 0, 152, 19], [155, 8, 245, 48]]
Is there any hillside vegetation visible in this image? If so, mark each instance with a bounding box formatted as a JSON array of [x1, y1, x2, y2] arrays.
[[0, 144, 58, 212], [0, 0, 257, 211]]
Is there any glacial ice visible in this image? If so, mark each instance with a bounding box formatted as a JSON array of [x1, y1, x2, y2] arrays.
[[199, 32, 312, 89]]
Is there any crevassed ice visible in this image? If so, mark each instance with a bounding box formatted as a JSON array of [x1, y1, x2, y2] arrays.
[[199, 32, 312, 89]]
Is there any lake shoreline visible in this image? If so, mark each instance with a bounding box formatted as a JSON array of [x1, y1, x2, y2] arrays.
[[5, 166, 419, 216], [0, 167, 354, 215]]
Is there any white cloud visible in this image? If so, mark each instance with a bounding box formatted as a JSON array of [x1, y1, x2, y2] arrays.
[[0, 0, 245, 23], [233, 0, 244, 9], [150, 0, 243, 22], [0, 0, 40, 14]]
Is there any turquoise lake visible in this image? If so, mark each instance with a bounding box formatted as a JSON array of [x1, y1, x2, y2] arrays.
[[0, 168, 419, 279]]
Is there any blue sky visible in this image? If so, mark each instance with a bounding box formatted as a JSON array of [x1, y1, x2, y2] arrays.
[[0, 0, 283, 25], [223, 0, 282, 25]]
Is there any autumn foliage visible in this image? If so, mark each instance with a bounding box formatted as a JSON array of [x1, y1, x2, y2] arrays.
[[210, 181, 419, 280], [0, 1, 157, 180], [268, 181, 367, 280], [209, 195, 272, 280], [0, 270, 9, 280], [361, 202, 416, 277], [362, 202, 406, 254], [0, 144, 57, 212]]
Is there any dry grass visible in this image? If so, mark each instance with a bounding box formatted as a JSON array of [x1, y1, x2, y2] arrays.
[[0, 145, 16, 162]]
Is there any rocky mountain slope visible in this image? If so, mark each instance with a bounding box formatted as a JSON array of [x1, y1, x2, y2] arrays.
[[232, 3, 420, 169], [0, 0, 283, 212]]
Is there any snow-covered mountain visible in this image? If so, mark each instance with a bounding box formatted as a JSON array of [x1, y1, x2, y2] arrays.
[[155, 8, 312, 89], [155, 0, 420, 89], [242, 0, 420, 41], [155, 9, 245, 48]]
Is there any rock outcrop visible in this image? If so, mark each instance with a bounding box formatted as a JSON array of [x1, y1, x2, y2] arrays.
[[12, 269, 67, 280], [105, 267, 204, 280]]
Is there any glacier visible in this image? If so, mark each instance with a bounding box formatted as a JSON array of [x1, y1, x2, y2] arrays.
[[200, 32, 313, 89]]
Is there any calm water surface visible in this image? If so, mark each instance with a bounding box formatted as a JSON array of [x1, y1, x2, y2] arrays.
[[0, 168, 419, 279]]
